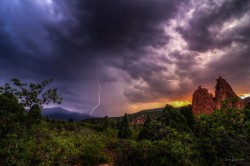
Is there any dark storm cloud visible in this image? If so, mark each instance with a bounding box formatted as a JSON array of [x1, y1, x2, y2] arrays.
[[178, 0, 250, 52], [0, 1, 58, 79], [1, 0, 250, 114], [122, 55, 195, 102], [74, 0, 179, 48], [176, 0, 250, 89], [48, 0, 184, 77], [207, 47, 250, 86], [124, 0, 250, 103], [42, 0, 186, 107], [0, 0, 185, 113]]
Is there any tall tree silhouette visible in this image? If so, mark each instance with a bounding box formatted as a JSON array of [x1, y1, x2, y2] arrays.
[[118, 113, 132, 139]]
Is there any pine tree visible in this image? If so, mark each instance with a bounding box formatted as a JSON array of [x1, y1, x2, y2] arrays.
[[180, 106, 195, 128], [139, 115, 152, 140], [118, 113, 132, 139], [161, 104, 188, 131]]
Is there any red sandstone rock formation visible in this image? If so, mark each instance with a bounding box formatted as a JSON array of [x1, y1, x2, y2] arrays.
[[244, 97, 250, 108], [192, 86, 215, 114], [244, 97, 250, 103], [192, 77, 246, 114], [214, 76, 246, 109]]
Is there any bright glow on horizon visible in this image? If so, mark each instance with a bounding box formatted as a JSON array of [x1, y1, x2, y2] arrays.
[[168, 100, 191, 107], [128, 100, 191, 113], [240, 93, 250, 99]]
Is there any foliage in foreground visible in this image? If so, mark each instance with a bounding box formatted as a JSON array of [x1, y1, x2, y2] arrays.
[[1, 79, 250, 165]]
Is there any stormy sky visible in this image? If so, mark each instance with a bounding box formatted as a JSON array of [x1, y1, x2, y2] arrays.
[[0, 0, 250, 116]]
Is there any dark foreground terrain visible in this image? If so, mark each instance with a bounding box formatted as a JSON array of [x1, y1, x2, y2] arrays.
[[2, 99, 250, 165], [1, 79, 250, 165]]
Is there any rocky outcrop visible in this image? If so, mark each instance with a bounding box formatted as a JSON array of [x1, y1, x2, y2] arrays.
[[214, 77, 246, 109], [244, 97, 250, 109], [192, 86, 215, 114], [192, 77, 246, 114], [244, 97, 250, 103]]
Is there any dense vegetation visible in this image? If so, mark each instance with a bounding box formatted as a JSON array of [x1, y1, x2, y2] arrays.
[[1, 79, 250, 165]]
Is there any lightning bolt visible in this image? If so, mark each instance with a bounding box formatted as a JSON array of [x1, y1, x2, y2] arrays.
[[90, 79, 101, 116]]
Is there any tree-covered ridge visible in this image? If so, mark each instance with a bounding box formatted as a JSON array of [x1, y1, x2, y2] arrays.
[[1, 79, 250, 165]]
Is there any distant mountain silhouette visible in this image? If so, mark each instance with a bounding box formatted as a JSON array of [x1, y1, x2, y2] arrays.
[[130, 107, 163, 116], [42, 107, 92, 121]]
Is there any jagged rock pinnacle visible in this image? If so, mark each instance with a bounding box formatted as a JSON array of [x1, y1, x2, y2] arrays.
[[192, 77, 246, 114]]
